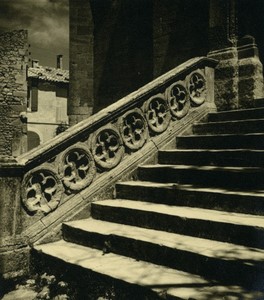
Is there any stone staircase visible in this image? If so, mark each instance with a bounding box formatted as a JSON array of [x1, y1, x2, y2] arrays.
[[33, 106, 264, 299]]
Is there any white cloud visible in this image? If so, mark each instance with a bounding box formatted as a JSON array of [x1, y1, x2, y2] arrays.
[[0, 0, 69, 47], [0, 0, 69, 67]]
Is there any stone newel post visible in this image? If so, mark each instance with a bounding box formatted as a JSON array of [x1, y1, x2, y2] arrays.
[[208, 0, 239, 111], [238, 35, 264, 108], [208, 0, 264, 110]]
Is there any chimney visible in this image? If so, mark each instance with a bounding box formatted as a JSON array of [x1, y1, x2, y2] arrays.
[[32, 59, 39, 68], [57, 54, 63, 69]]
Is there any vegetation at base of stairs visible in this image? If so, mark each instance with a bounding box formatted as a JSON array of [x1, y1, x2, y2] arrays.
[[1, 273, 74, 300], [1, 271, 161, 300]]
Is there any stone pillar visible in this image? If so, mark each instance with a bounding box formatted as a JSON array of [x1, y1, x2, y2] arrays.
[[238, 36, 264, 108], [69, 0, 154, 119], [208, 0, 239, 111], [0, 30, 28, 155], [68, 0, 94, 126], [0, 159, 28, 280]]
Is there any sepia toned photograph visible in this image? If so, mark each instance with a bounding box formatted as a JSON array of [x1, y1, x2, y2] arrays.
[[1, 0, 264, 299]]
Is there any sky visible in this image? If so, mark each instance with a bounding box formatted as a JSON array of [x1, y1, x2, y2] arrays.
[[0, 0, 69, 69]]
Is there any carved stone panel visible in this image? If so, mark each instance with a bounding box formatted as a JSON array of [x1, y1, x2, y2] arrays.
[[89, 125, 124, 170], [21, 165, 63, 214], [165, 82, 190, 119], [119, 108, 148, 150], [145, 94, 171, 133], [188, 71, 207, 106], [58, 143, 96, 192]]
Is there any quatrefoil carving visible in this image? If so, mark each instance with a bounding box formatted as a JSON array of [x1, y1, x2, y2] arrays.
[[119, 108, 148, 150], [165, 82, 190, 119], [21, 166, 63, 214], [89, 125, 124, 170], [59, 144, 96, 192], [145, 94, 171, 133], [188, 71, 207, 105]]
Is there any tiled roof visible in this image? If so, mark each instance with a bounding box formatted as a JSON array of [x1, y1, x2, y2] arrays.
[[28, 66, 69, 83]]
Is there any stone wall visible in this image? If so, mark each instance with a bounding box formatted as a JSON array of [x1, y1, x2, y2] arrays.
[[68, 0, 94, 125], [69, 0, 264, 116], [69, 0, 209, 122], [69, 0, 153, 121], [0, 30, 28, 156], [153, 0, 209, 78], [93, 0, 153, 112]]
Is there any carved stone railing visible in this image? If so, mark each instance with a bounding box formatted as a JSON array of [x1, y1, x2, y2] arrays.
[[0, 57, 217, 278]]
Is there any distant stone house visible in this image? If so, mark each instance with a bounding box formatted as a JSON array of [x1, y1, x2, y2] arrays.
[[27, 56, 69, 150]]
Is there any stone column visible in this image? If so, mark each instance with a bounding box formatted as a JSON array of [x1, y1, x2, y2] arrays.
[[237, 36, 264, 108], [208, 0, 239, 111], [68, 0, 94, 126]]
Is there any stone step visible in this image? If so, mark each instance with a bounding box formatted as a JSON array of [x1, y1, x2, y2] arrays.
[[137, 164, 264, 189], [115, 181, 264, 215], [254, 98, 264, 108], [207, 107, 264, 123], [2, 289, 37, 300], [33, 240, 264, 300], [193, 119, 264, 135], [158, 149, 264, 167], [91, 199, 264, 249], [176, 133, 264, 149], [63, 218, 264, 288]]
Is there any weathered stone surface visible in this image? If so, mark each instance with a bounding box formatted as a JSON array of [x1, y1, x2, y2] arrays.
[[0, 247, 29, 278], [208, 46, 264, 110], [0, 158, 27, 280], [208, 48, 239, 110], [209, 0, 237, 51], [69, 0, 210, 123], [13, 91, 27, 98], [0, 176, 23, 239], [0, 30, 28, 156], [238, 57, 264, 108], [69, 0, 94, 125], [208, 1, 264, 111], [153, 0, 209, 78]]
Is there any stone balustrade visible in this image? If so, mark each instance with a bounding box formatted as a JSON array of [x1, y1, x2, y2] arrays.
[[0, 56, 217, 278]]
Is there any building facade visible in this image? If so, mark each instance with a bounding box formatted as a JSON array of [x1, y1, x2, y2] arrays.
[[27, 57, 69, 150]]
